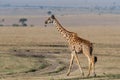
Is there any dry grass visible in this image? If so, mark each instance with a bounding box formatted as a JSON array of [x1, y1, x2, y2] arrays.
[[0, 15, 120, 80]]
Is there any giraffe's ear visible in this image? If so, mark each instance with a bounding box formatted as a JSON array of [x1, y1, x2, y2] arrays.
[[51, 15, 55, 19]]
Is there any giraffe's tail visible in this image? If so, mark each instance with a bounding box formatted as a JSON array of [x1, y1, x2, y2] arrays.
[[92, 55, 97, 64], [94, 56, 97, 63]]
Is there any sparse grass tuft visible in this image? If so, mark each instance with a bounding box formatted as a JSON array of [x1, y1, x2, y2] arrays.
[[106, 74, 120, 79], [39, 63, 48, 69], [46, 65, 66, 75]]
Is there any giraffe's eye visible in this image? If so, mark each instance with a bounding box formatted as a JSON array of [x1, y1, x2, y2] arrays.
[[45, 21, 47, 24]]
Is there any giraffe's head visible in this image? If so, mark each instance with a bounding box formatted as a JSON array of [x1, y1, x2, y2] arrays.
[[44, 15, 55, 27]]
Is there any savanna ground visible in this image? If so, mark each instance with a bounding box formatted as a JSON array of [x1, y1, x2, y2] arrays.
[[0, 14, 120, 80]]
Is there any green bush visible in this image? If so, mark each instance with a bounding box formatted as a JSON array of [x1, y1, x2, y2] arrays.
[[12, 24, 19, 27]]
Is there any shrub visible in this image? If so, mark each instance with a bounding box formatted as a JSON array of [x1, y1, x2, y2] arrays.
[[12, 24, 19, 27]]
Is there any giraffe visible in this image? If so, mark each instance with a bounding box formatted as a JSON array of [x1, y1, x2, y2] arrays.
[[44, 15, 97, 77]]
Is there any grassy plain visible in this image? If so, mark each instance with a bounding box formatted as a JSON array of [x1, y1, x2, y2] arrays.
[[0, 14, 120, 80]]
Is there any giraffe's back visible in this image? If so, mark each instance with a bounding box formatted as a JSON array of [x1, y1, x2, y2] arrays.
[[68, 33, 93, 53]]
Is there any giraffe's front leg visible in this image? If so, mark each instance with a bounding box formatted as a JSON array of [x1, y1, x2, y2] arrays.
[[74, 52, 84, 76], [67, 52, 74, 76]]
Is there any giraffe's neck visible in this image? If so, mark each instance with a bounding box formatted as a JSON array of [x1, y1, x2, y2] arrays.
[[53, 18, 71, 40]]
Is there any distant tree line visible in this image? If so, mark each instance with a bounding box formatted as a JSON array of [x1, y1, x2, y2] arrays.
[[0, 18, 34, 27]]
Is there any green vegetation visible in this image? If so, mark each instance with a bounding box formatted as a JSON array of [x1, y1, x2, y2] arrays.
[[105, 74, 120, 79], [12, 24, 19, 27], [0, 53, 48, 75], [19, 18, 28, 26]]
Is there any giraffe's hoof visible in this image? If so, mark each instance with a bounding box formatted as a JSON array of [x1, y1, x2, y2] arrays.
[[93, 73, 96, 77], [81, 72, 84, 77], [66, 72, 70, 76], [87, 74, 90, 77]]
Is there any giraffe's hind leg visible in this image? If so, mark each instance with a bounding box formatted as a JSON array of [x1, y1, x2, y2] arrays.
[[91, 55, 97, 77], [87, 57, 92, 77], [87, 56, 97, 77]]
